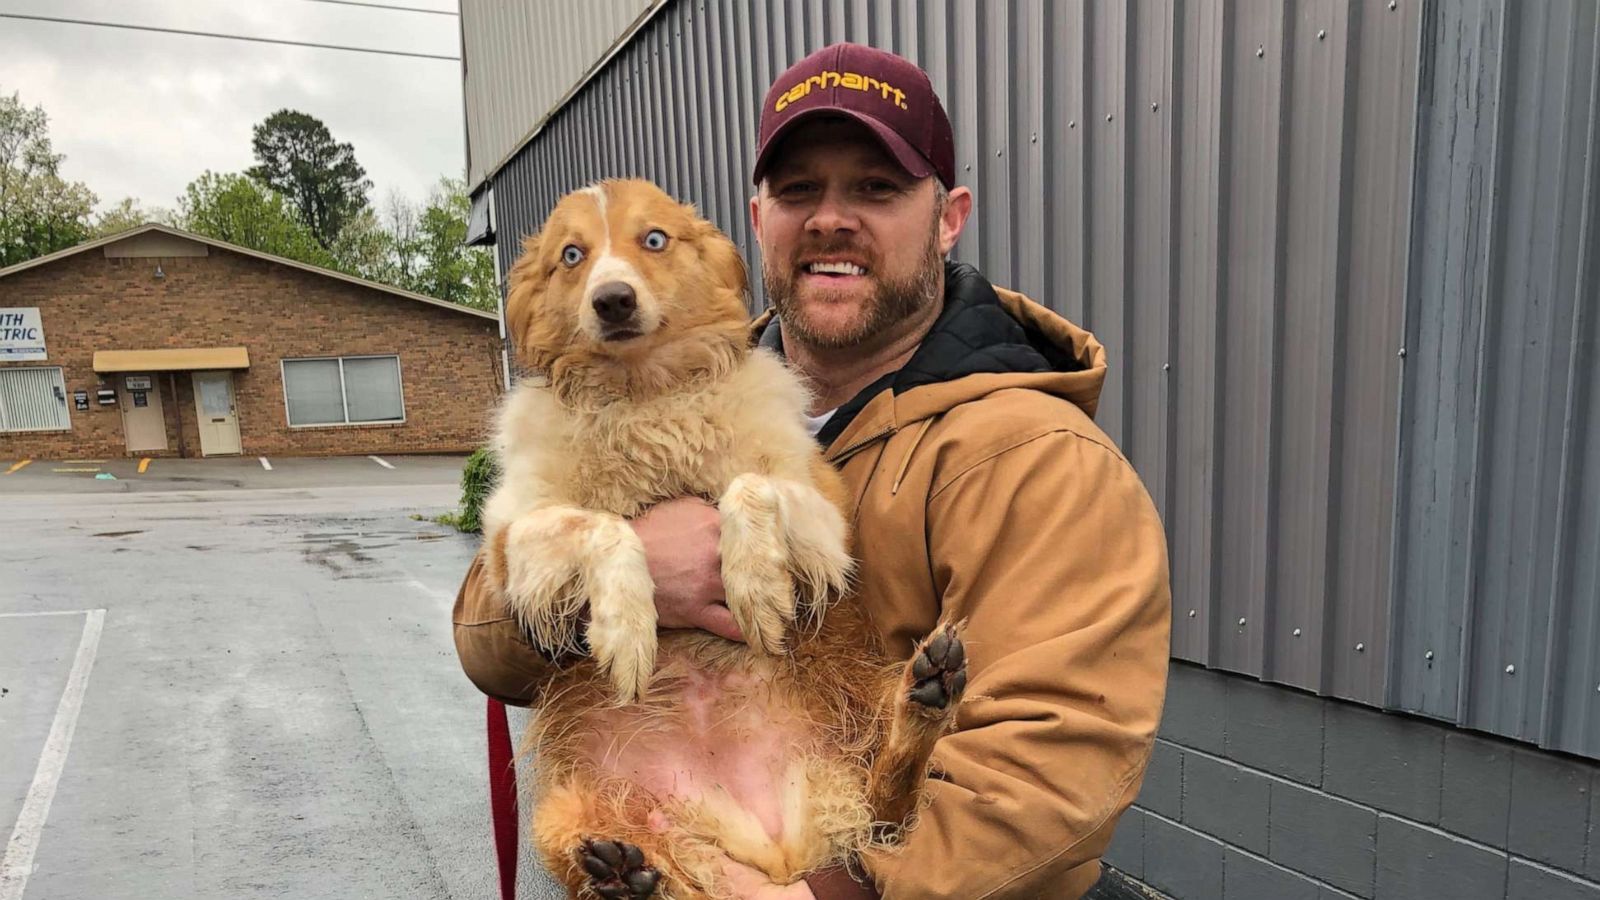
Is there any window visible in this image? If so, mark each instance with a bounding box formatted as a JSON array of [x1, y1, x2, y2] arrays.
[[0, 367, 70, 433], [281, 355, 405, 426]]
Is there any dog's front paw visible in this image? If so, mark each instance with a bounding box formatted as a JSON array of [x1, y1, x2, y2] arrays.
[[719, 474, 796, 655], [584, 522, 659, 703]]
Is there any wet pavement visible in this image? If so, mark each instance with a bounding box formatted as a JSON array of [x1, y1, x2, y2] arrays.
[[0, 461, 563, 899]]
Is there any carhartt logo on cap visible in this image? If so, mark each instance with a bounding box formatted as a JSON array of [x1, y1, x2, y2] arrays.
[[753, 42, 956, 188], [773, 70, 910, 113]]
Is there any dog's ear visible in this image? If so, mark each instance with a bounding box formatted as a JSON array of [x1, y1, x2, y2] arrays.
[[692, 218, 750, 305], [504, 229, 559, 372]]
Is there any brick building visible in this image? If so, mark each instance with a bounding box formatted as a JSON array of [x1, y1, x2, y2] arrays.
[[0, 223, 503, 460]]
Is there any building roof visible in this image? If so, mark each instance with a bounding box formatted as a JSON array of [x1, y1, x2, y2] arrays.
[[0, 223, 499, 323]]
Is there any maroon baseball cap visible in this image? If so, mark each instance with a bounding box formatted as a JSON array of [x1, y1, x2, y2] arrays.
[[752, 42, 956, 188]]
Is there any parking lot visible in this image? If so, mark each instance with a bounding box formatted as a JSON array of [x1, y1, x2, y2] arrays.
[[0, 455, 564, 899]]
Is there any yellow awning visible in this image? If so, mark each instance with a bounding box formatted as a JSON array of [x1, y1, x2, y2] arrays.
[[93, 347, 250, 373]]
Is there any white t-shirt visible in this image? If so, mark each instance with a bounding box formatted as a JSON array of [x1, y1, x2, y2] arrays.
[[804, 407, 837, 438]]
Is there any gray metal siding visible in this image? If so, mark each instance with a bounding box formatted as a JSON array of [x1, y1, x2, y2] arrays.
[[1393, 0, 1600, 757], [460, 0, 660, 189], [473, 0, 1600, 761]]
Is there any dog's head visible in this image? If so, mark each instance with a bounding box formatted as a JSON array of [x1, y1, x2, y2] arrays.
[[505, 179, 751, 394]]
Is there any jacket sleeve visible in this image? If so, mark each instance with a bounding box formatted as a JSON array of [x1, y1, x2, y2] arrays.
[[860, 429, 1171, 900], [451, 549, 561, 707]]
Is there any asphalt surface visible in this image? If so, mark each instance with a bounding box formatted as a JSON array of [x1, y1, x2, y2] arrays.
[[0, 456, 564, 899]]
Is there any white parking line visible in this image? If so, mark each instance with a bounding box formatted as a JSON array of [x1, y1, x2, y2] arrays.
[[258, 457, 272, 471], [0, 609, 106, 900], [368, 456, 395, 470]]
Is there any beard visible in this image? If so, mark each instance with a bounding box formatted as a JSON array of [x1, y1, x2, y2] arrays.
[[763, 218, 943, 351]]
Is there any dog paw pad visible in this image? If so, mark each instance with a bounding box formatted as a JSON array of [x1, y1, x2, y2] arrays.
[[908, 624, 967, 710], [578, 839, 660, 899]]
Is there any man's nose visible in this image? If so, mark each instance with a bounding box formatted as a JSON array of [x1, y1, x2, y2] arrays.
[[804, 189, 860, 235], [591, 281, 637, 323]]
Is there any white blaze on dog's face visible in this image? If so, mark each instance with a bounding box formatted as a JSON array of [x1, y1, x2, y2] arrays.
[[505, 179, 750, 375]]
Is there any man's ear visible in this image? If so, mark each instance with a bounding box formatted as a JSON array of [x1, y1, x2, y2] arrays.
[[748, 191, 762, 239], [938, 186, 974, 256]]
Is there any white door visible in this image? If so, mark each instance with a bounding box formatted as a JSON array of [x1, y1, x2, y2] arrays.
[[118, 373, 167, 452], [192, 371, 241, 456]]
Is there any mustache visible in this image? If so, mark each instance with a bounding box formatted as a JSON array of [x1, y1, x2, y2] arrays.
[[788, 240, 877, 268]]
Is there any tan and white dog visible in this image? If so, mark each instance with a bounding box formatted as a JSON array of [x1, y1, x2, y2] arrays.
[[481, 178, 965, 900]]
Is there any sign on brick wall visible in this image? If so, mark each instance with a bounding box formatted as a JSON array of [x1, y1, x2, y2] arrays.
[[0, 308, 47, 361]]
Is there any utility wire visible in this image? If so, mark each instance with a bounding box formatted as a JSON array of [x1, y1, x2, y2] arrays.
[[297, 0, 457, 16], [0, 12, 460, 61]]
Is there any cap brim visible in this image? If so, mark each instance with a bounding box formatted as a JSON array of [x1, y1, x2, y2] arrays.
[[752, 107, 935, 187]]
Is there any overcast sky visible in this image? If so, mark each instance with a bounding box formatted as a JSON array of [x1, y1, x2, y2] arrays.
[[0, 0, 464, 216]]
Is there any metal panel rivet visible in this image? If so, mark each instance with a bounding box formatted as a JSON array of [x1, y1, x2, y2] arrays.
[[1162, 362, 1171, 371], [1318, 29, 1327, 40], [1389, 0, 1397, 8], [1398, 347, 1407, 357], [1031, 133, 1038, 142], [1069, 120, 1077, 128], [1425, 650, 1434, 660], [1151, 101, 1159, 112], [1257, 45, 1265, 58], [1293, 628, 1302, 637], [1106, 113, 1114, 122], [1188, 609, 1196, 618], [1356, 642, 1365, 652], [1238, 617, 1247, 627], [996, 150, 1003, 157], [965, 164, 972, 171], [1506, 664, 1516, 675]]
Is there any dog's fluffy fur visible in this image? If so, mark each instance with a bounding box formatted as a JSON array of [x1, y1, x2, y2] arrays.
[[481, 179, 963, 900]]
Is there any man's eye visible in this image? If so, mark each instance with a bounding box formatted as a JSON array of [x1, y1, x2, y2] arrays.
[[561, 245, 585, 266], [779, 182, 817, 197], [862, 180, 899, 195]]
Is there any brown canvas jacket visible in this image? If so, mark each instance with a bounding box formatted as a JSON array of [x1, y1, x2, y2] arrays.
[[452, 263, 1172, 899]]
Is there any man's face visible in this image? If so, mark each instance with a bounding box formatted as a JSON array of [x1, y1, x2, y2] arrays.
[[750, 118, 967, 351]]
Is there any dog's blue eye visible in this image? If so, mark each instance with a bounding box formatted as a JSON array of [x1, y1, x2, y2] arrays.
[[642, 229, 668, 251], [562, 245, 585, 266]]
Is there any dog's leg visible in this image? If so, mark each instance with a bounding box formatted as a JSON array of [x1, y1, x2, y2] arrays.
[[535, 778, 669, 900], [768, 473, 854, 617], [492, 507, 657, 702], [864, 622, 967, 836], [718, 474, 796, 655]]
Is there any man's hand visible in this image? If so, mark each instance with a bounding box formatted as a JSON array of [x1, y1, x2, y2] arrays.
[[629, 498, 745, 643], [718, 856, 815, 900]]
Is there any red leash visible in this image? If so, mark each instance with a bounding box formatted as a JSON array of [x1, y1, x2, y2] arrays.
[[487, 698, 519, 900]]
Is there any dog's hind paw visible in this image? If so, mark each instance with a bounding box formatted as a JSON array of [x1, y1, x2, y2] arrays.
[[578, 839, 660, 899], [908, 623, 967, 712]]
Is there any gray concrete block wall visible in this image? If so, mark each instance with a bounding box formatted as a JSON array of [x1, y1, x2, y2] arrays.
[[1106, 663, 1600, 900]]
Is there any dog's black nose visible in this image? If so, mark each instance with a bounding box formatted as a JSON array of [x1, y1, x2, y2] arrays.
[[592, 282, 637, 324]]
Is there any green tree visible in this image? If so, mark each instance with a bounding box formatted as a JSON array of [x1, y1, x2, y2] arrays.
[[176, 171, 332, 267], [93, 197, 172, 236], [245, 109, 371, 250], [407, 177, 497, 311], [0, 90, 96, 267]]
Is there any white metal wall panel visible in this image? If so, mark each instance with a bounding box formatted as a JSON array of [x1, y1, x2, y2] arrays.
[[460, 0, 661, 189]]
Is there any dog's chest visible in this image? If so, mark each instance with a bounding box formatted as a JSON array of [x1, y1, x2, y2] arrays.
[[558, 397, 745, 517]]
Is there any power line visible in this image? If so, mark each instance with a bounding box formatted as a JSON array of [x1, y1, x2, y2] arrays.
[[298, 0, 458, 16], [0, 12, 460, 61]]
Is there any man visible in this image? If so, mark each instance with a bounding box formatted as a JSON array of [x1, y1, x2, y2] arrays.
[[454, 42, 1170, 900]]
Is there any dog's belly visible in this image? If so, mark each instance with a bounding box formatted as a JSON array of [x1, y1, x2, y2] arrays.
[[574, 636, 860, 875]]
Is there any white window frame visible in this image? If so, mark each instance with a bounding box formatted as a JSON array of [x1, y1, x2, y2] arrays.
[[0, 366, 71, 433], [279, 354, 407, 428]]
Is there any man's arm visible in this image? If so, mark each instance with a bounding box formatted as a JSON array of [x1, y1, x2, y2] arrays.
[[452, 498, 741, 706], [859, 428, 1171, 900]]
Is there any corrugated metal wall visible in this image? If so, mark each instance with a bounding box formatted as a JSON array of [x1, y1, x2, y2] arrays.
[[1393, 0, 1600, 757], [472, 0, 1600, 762], [459, 0, 662, 189]]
